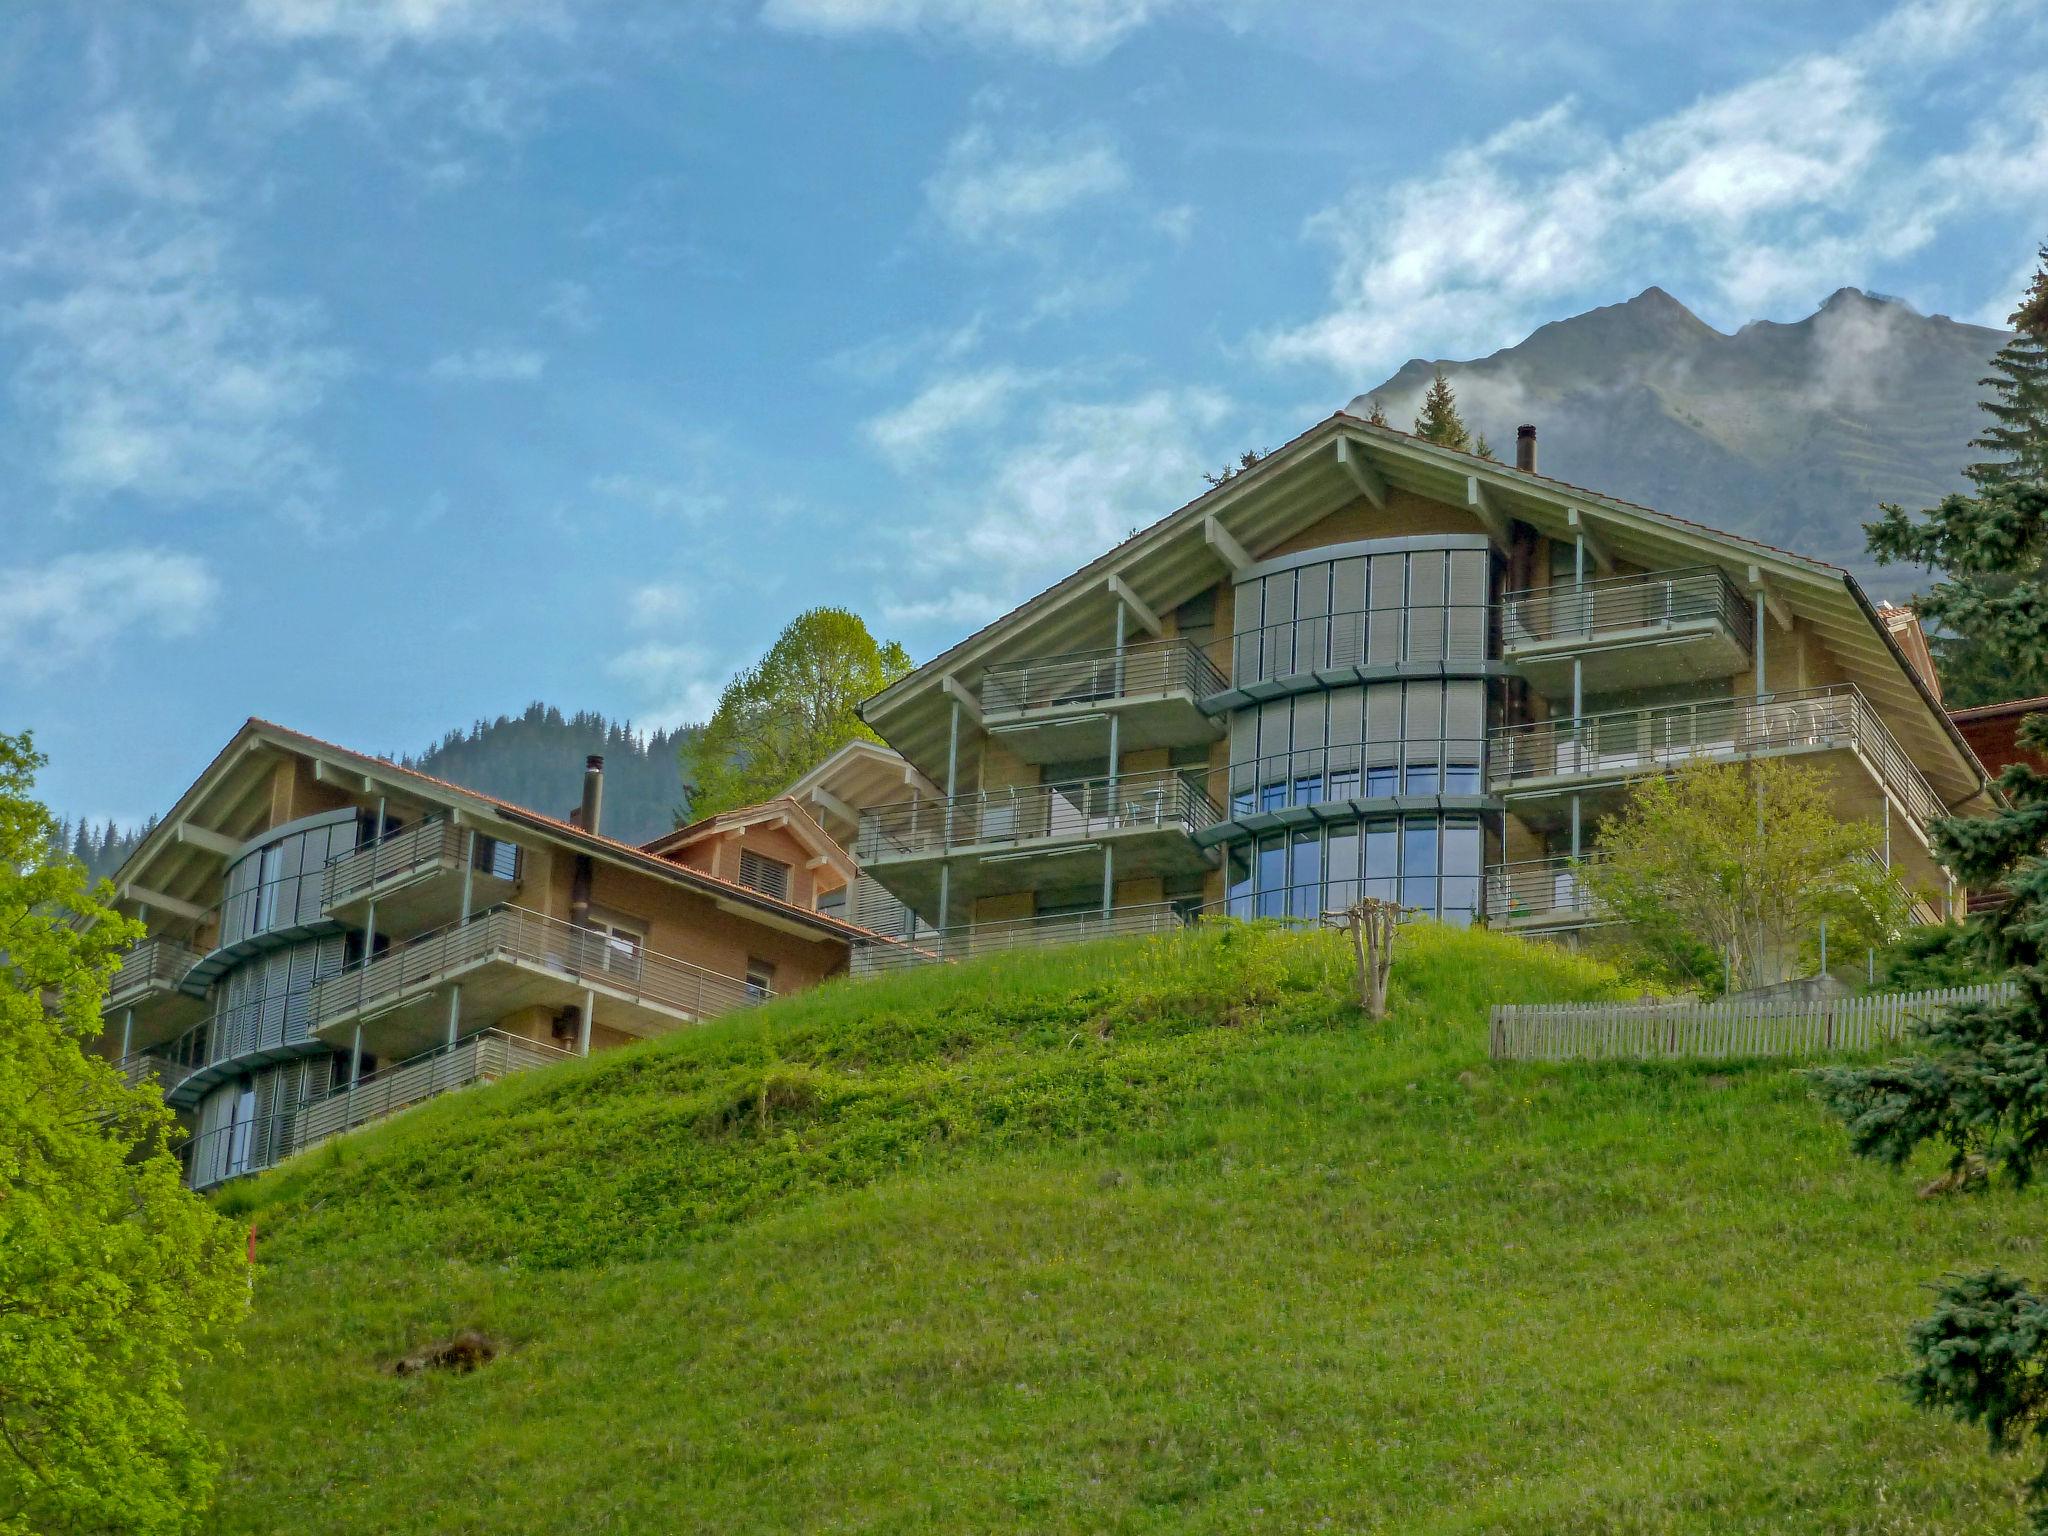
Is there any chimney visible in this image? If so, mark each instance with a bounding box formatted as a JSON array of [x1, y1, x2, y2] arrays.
[[580, 755, 605, 838], [1515, 424, 1538, 474]]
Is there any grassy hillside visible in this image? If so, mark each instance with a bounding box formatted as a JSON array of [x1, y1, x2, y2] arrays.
[[198, 925, 2044, 1533]]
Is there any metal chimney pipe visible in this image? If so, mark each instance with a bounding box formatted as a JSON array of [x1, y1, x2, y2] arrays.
[[1515, 424, 1537, 474], [580, 755, 605, 838]]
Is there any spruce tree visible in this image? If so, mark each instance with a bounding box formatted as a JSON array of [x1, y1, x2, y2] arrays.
[[1969, 246, 2048, 491], [1813, 309, 2048, 1511], [1411, 369, 1474, 453], [1891, 249, 2048, 705], [1362, 397, 1389, 428]]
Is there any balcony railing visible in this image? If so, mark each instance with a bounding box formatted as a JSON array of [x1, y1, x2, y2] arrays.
[[117, 1049, 200, 1097], [1231, 603, 1492, 687], [851, 901, 1191, 974], [1225, 741, 1485, 817], [106, 936, 203, 1004], [981, 637, 1226, 716], [1487, 685, 1946, 829], [321, 819, 464, 908], [1501, 566, 1754, 654], [295, 1028, 573, 1153], [309, 904, 768, 1034], [858, 769, 1219, 862], [1485, 856, 1604, 928]]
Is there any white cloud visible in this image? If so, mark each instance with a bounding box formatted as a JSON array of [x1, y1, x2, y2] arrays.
[[589, 470, 726, 522], [863, 366, 1031, 466], [1262, 0, 2040, 375], [0, 549, 220, 673], [759, 0, 1172, 63], [925, 123, 1130, 245], [539, 279, 597, 333], [238, 0, 566, 50], [427, 344, 546, 382], [879, 383, 1233, 627], [628, 583, 691, 628], [605, 641, 724, 729], [2, 115, 346, 517]]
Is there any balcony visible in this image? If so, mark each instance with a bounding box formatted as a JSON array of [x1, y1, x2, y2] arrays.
[[309, 904, 766, 1059], [978, 637, 1227, 765], [117, 1049, 200, 1099], [1215, 740, 1488, 841], [292, 1028, 574, 1154], [321, 819, 521, 935], [1485, 857, 1606, 932], [851, 901, 1191, 975], [1490, 683, 1945, 833], [103, 936, 208, 1045], [1502, 566, 1754, 694], [855, 769, 1219, 917]]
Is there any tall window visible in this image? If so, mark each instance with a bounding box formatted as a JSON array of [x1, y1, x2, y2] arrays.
[[1224, 815, 1483, 925], [1228, 681, 1485, 816], [1231, 542, 1491, 684]]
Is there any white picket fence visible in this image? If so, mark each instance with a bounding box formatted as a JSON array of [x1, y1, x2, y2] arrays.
[[1489, 982, 2014, 1062]]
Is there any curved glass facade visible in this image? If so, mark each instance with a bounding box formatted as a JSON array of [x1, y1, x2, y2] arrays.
[[187, 1054, 339, 1191], [1222, 816, 1484, 925], [1218, 534, 1495, 924], [216, 810, 360, 952]]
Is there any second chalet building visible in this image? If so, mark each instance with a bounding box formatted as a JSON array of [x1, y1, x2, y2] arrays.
[[850, 413, 1995, 955]]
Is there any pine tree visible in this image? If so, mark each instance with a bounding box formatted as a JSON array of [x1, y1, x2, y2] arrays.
[[1891, 249, 2048, 706], [1813, 388, 2048, 1512], [1474, 432, 1497, 462], [1411, 369, 1474, 453], [1362, 398, 1389, 428], [1969, 246, 2048, 491]]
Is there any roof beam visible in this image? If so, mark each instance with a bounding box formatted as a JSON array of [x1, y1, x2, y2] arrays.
[[940, 674, 984, 728], [1465, 476, 1511, 551], [1565, 507, 1615, 574], [1334, 437, 1387, 509], [1203, 515, 1254, 577], [807, 784, 857, 828], [121, 883, 208, 923], [1108, 574, 1164, 638], [172, 822, 237, 858], [312, 759, 374, 794], [1746, 564, 1795, 630]]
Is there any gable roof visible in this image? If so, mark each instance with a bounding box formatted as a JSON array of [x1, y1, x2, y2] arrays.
[[643, 794, 857, 881], [859, 410, 1991, 811], [111, 719, 874, 944]]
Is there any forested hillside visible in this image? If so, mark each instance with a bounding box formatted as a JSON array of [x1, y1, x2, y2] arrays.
[[402, 704, 697, 844]]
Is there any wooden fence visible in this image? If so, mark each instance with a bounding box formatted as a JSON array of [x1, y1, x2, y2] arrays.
[[1489, 982, 2014, 1062]]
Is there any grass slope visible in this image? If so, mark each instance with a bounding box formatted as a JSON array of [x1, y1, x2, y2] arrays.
[[199, 925, 2045, 1533]]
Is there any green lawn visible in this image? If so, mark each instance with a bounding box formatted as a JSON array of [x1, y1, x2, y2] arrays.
[[195, 923, 2044, 1533]]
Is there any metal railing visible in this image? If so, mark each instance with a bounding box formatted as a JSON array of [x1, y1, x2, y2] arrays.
[[1487, 685, 1947, 829], [851, 901, 1192, 974], [1501, 566, 1754, 654], [309, 904, 769, 1034], [117, 1050, 200, 1097], [295, 1028, 574, 1152], [1231, 603, 1492, 687], [858, 769, 1220, 862], [106, 937, 202, 1002], [1483, 848, 1941, 932], [1484, 856, 1604, 926], [1225, 742, 1485, 815], [320, 819, 467, 908], [980, 636, 1227, 715]]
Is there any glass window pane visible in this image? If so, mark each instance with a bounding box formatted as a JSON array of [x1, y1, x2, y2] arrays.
[[1257, 835, 1286, 918], [1291, 829, 1322, 919], [1402, 821, 1439, 914], [1368, 557, 1404, 667]]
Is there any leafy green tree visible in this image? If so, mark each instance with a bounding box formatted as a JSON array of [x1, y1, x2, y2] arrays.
[[1, 730, 247, 1536], [1583, 758, 1908, 992], [1411, 369, 1474, 453], [682, 608, 912, 818], [1880, 248, 2048, 706]]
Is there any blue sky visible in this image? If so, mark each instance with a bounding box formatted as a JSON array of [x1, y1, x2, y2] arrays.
[[5, 0, 2046, 827]]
